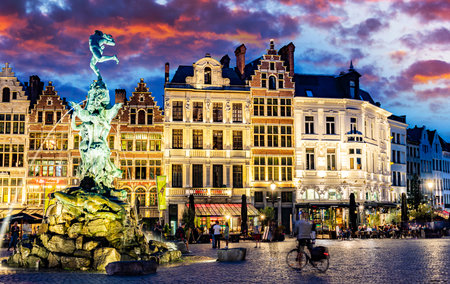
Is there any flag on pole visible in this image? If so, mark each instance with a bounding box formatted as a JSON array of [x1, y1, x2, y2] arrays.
[[156, 176, 167, 211]]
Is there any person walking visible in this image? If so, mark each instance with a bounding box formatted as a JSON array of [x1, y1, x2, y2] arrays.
[[176, 223, 189, 251], [224, 222, 230, 249], [8, 221, 20, 253], [209, 225, 215, 248], [253, 222, 261, 248], [212, 221, 221, 249]]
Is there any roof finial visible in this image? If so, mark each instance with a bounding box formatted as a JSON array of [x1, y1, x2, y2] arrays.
[[349, 60, 354, 71]]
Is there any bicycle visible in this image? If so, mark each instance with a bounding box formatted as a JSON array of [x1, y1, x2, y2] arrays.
[[286, 243, 330, 272]]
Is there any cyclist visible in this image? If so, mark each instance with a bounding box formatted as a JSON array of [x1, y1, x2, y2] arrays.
[[293, 212, 316, 256]]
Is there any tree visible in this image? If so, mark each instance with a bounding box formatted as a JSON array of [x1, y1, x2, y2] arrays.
[[407, 174, 425, 210], [259, 207, 275, 226], [409, 204, 435, 222]]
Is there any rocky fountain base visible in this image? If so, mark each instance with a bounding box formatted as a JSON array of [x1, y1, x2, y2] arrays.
[[7, 180, 181, 271]]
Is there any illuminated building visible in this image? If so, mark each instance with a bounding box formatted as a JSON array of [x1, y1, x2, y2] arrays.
[[163, 55, 253, 230], [243, 40, 296, 231], [0, 63, 28, 213], [389, 115, 407, 202], [293, 62, 395, 229], [113, 79, 164, 218]]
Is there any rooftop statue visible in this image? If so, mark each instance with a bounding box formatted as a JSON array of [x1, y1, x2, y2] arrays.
[[89, 30, 119, 81]]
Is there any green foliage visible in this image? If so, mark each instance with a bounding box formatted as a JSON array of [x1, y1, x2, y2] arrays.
[[163, 224, 170, 236], [181, 208, 195, 229], [259, 207, 275, 226], [385, 211, 401, 224], [407, 174, 425, 209], [369, 214, 381, 227], [409, 204, 435, 222]]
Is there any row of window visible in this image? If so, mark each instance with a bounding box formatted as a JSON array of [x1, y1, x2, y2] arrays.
[[254, 191, 293, 202], [130, 108, 153, 125], [30, 133, 68, 151], [391, 132, 404, 144], [120, 159, 162, 180], [120, 134, 162, 151], [0, 114, 25, 134], [253, 98, 291, 117], [253, 156, 293, 181], [0, 178, 23, 203], [407, 161, 420, 175], [392, 150, 403, 164], [172, 129, 244, 150], [253, 125, 292, 147], [433, 159, 450, 173], [304, 148, 362, 171], [407, 146, 419, 158], [0, 144, 24, 167], [172, 164, 243, 188], [260, 73, 285, 90], [172, 101, 244, 122], [392, 171, 404, 186], [28, 159, 68, 177], [37, 111, 62, 125]]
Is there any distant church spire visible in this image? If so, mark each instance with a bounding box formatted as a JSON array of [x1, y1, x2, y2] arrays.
[[349, 60, 354, 71]]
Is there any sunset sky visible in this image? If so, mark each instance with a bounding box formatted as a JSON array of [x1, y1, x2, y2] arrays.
[[0, 0, 449, 138]]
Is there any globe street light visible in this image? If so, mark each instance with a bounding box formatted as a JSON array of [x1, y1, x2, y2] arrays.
[[270, 182, 277, 225], [427, 181, 434, 207]]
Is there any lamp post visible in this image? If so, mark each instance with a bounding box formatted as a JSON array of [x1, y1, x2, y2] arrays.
[[427, 181, 434, 207]]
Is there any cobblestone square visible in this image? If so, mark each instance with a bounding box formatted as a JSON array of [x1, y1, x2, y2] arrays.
[[1, 237, 449, 283]]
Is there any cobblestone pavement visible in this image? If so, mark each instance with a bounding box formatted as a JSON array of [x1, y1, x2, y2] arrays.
[[0, 237, 449, 284]]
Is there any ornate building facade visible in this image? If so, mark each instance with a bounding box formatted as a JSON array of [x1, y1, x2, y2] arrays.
[[163, 55, 252, 230]]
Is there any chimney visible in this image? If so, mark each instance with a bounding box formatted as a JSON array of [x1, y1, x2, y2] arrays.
[[220, 55, 230, 68], [234, 44, 246, 79], [278, 42, 295, 77], [115, 89, 127, 104], [164, 62, 170, 83]]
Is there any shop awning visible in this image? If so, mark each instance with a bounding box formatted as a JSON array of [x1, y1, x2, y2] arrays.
[[190, 204, 259, 217]]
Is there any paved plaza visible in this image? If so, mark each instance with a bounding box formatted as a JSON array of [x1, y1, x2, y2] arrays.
[[0, 237, 449, 283]]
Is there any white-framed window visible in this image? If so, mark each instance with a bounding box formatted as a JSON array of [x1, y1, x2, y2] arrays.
[[306, 148, 315, 170], [327, 149, 336, 171], [326, 116, 335, 134], [305, 116, 314, 134], [349, 148, 362, 170]]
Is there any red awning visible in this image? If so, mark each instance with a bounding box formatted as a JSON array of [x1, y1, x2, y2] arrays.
[[188, 203, 259, 217]]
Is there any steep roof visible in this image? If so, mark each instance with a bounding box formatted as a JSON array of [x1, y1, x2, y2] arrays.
[[167, 65, 247, 90], [293, 74, 375, 104], [407, 126, 425, 143], [427, 130, 436, 146], [438, 136, 450, 152]]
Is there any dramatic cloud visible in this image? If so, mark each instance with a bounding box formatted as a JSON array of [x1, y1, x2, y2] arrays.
[[0, 0, 448, 138]]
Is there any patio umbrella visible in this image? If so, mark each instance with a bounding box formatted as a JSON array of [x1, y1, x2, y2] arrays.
[[188, 194, 195, 229], [241, 194, 248, 235], [349, 193, 357, 232]]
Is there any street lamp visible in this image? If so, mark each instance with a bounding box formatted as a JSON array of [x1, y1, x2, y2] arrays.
[[427, 181, 434, 207], [269, 182, 278, 225]]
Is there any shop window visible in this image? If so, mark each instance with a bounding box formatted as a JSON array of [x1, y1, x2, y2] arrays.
[[135, 188, 146, 206]]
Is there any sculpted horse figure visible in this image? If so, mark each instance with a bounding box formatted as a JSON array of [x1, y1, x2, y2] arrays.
[[89, 30, 119, 80]]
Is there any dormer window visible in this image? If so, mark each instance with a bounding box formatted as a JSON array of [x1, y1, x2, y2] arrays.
[[350, 80, 355, 99], [268, 76, 276, 90], [306, 90, 313, 97], [204, 67, 211, 85]]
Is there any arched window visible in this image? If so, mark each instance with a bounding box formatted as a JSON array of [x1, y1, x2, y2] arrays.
[[2, 88, 10, 102], [204, 67, 211, 85], [123, 188, 132, 203], [149, 187, 157, 206], [268, 76, 276, 90], [138, 110, 146, 125], [135, 187, 146, 207]]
